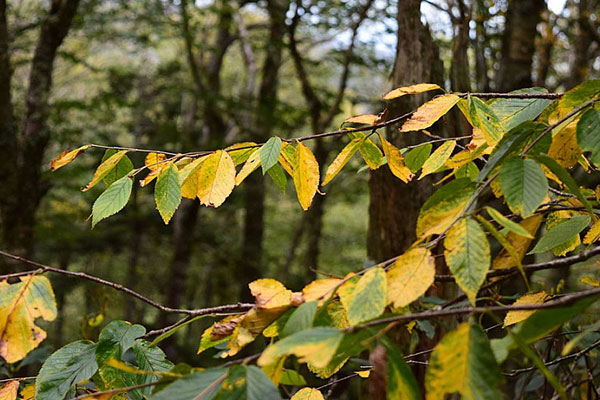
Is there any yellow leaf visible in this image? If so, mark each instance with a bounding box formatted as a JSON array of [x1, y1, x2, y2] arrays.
[[293, 142, 320, 210], [79, 393, 113, 400], [581, 276, 600, 287], [249, 279, 292, 309], [378, 134, 414, 183], [144, 152, 167, 171], [400, 94, 461, 132], [178, 158, 204, 199], [548, 120, 581, 168], [227, 142, 258, 166], [197, 150, 236, 207], [19, 384, 35, 400], [291, 388, 325, 400], [503, 291, 548, 327], [387, 247, 435, 307], [493, 215, 543, 270], [302, 279, 342, 304], [0, 276, 57, 363], [262, 357, 286, 386], [383, 83, 442, 100], [445, 144, 488, 169], [0, 381, 18, 400], [584, 220, 600, 244], [466, 127, 493, 154], [82, 150, 128, 191], [50, 145, 90, 171], [343, 114, 378, 125], [419, 140, 456, 180], [356, 370, 371, 378], [139, 165, 165, 188], [235, 148, 261, 186], [322, 139, 362, 186]]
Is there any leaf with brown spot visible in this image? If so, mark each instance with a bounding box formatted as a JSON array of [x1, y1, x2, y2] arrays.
[[144, 152, 167, 172], [383, 83, 442, 100], [400, 94, 461, 132], [50, 145, 90, 171]]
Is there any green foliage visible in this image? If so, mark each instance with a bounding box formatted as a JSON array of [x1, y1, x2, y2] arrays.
[[155, 164, 182, 224], [499, 157, 548, 217], [529, 215, 591, 254], [91, 176, 133, 227]]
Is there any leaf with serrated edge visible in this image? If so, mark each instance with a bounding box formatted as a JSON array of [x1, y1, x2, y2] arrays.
[[425, 322, 503, 400], [485, 207, 532, 238], [260, 137, 282, 174], [444, 218, 490, 305], [504, 291, 548, 327], [291, 388, 324, 400], [401, 94, 461, 132], [236, 148, 261, 186], [0, 380, 18, 400], [293, 142, 319, 210], [83, 150, 129, 191], [383, 83, 442, 100], [529, 215, 591, 254], [499, 157, 548, 217], [387, 247, 435, 308], [50, 145, 90, 171], [155, 164, 182, 224], [493, 215, 543, 270], [322, 139, 362, 185], [378, 134, 414, 182], [197, 150, 236, 207], [338, 268, 386, 325], [145, 153, 167, 172], [91, 176, 133, 227], [419, 140, 456, 179]]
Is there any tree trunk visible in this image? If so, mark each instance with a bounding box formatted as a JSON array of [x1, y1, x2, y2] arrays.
[[567, 0, 595, 88], [497, 0, 545, 91], [0, 0, 81, 273], [239, 0, 289, 300], [367, 0, 444, 263]]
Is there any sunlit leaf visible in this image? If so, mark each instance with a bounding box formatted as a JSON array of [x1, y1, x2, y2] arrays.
[[197, 150, 236, 207], [339, 268, 386, 325], [0, 381, 18, 400], [292, 142, 320, 210], [383, 83, 442, 100], [145, 153, 167, 172], [50, 145, 90, 171], [549, 119, 582, 168], [503, 291, 548, 327], [444, 218, 490, 305], [179, 157, 204, 199], [249, 279, 293, 309], [584, 219, 600, 244], [425, 322, 503, 400], [419, 140, 455, 179], [83, 150, 129, 192], [468, 96, 503, 145], [489, 88, 552, 132], [485, 207, 532, 238], [227, 142, 257, 166], [302, 279, 341, 304], [0, 276, 56, 364], [91, 176, 133, 227], [260, 137, 283, 174], [291, 388, 324, 400], [343, 114, 378, 125], [400, 94, 460, 132], [236, 149, 261, 186], [387, 247, 435, 308], [102, 150, 134, 187], [322, 138, 362, 185], [378, 134, 414, 182]]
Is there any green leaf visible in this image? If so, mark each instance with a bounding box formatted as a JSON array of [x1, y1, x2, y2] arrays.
[[281, 301, 318, 338], [96, 320, 146, 366], [338, 268, 386, 325], [359, 138, 383, 169], [489, 88, 552, 132], [444, 217, 490, 305], [419, 140, 456, 179], [533, 153, 595, 216], [405, 143, 432, 173], [416, 178, 476, 237], [468, 96, 503, 145], [382, 339, 421, 400], [102, 150, 134, 187], [261, 137, 283, 174], [529, 215, 591, 254], [485, 207, 532, 238], [155, 164, 182, 224], [246, 365, 282, 400], [499, 157, 548, 217], [267, 163, 287, 193], [425, 321, 503, 400], [91, 176, 133, 227], [455, 162, 479, 180], [258, 327, 343, 369], [150, 368, 228, 400], [35, 341, 98, 400], [131, 340, 174, 400], [576, 108, 600, 167], [279, 369, 307, 386]]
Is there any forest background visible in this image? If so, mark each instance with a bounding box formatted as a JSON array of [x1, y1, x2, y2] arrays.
[[1, 0, 600, 398]]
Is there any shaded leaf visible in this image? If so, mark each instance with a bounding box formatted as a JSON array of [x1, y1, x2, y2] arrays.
[[419, 140, 456, 179], [149, 368, 227, 400], [227, 142, 257, 166], [83, 150, 128, 192], [50, 145, 90, 171], [267, 164, 287, 193], [485, 207, 532, 238], [504, 291, 548, 327], [489, 88, 552, 132], [236, 149, 261, 186], [383, 83, 442, 100], [260, 137, 283, 174], [378, 134, 414, 182], [383, 340, 421, 400], [339, 268, 387, 325], [493, 215, 543, 270], [499, 157, 547, 217], [405, 143, 432, 173], [529, 215, 591, 254], [155, 164, 182, 224], [281, 301, 318, 338], [576, 108, 600, 167], [102, 150, 134, 187], [322, 138, 362, 185]]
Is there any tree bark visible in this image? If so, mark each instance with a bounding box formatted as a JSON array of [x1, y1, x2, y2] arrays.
[[367, 0, 444, 263], [497, 0, 545, 91], [567, 0, 596, 88], [0, 0, 81, 273]]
